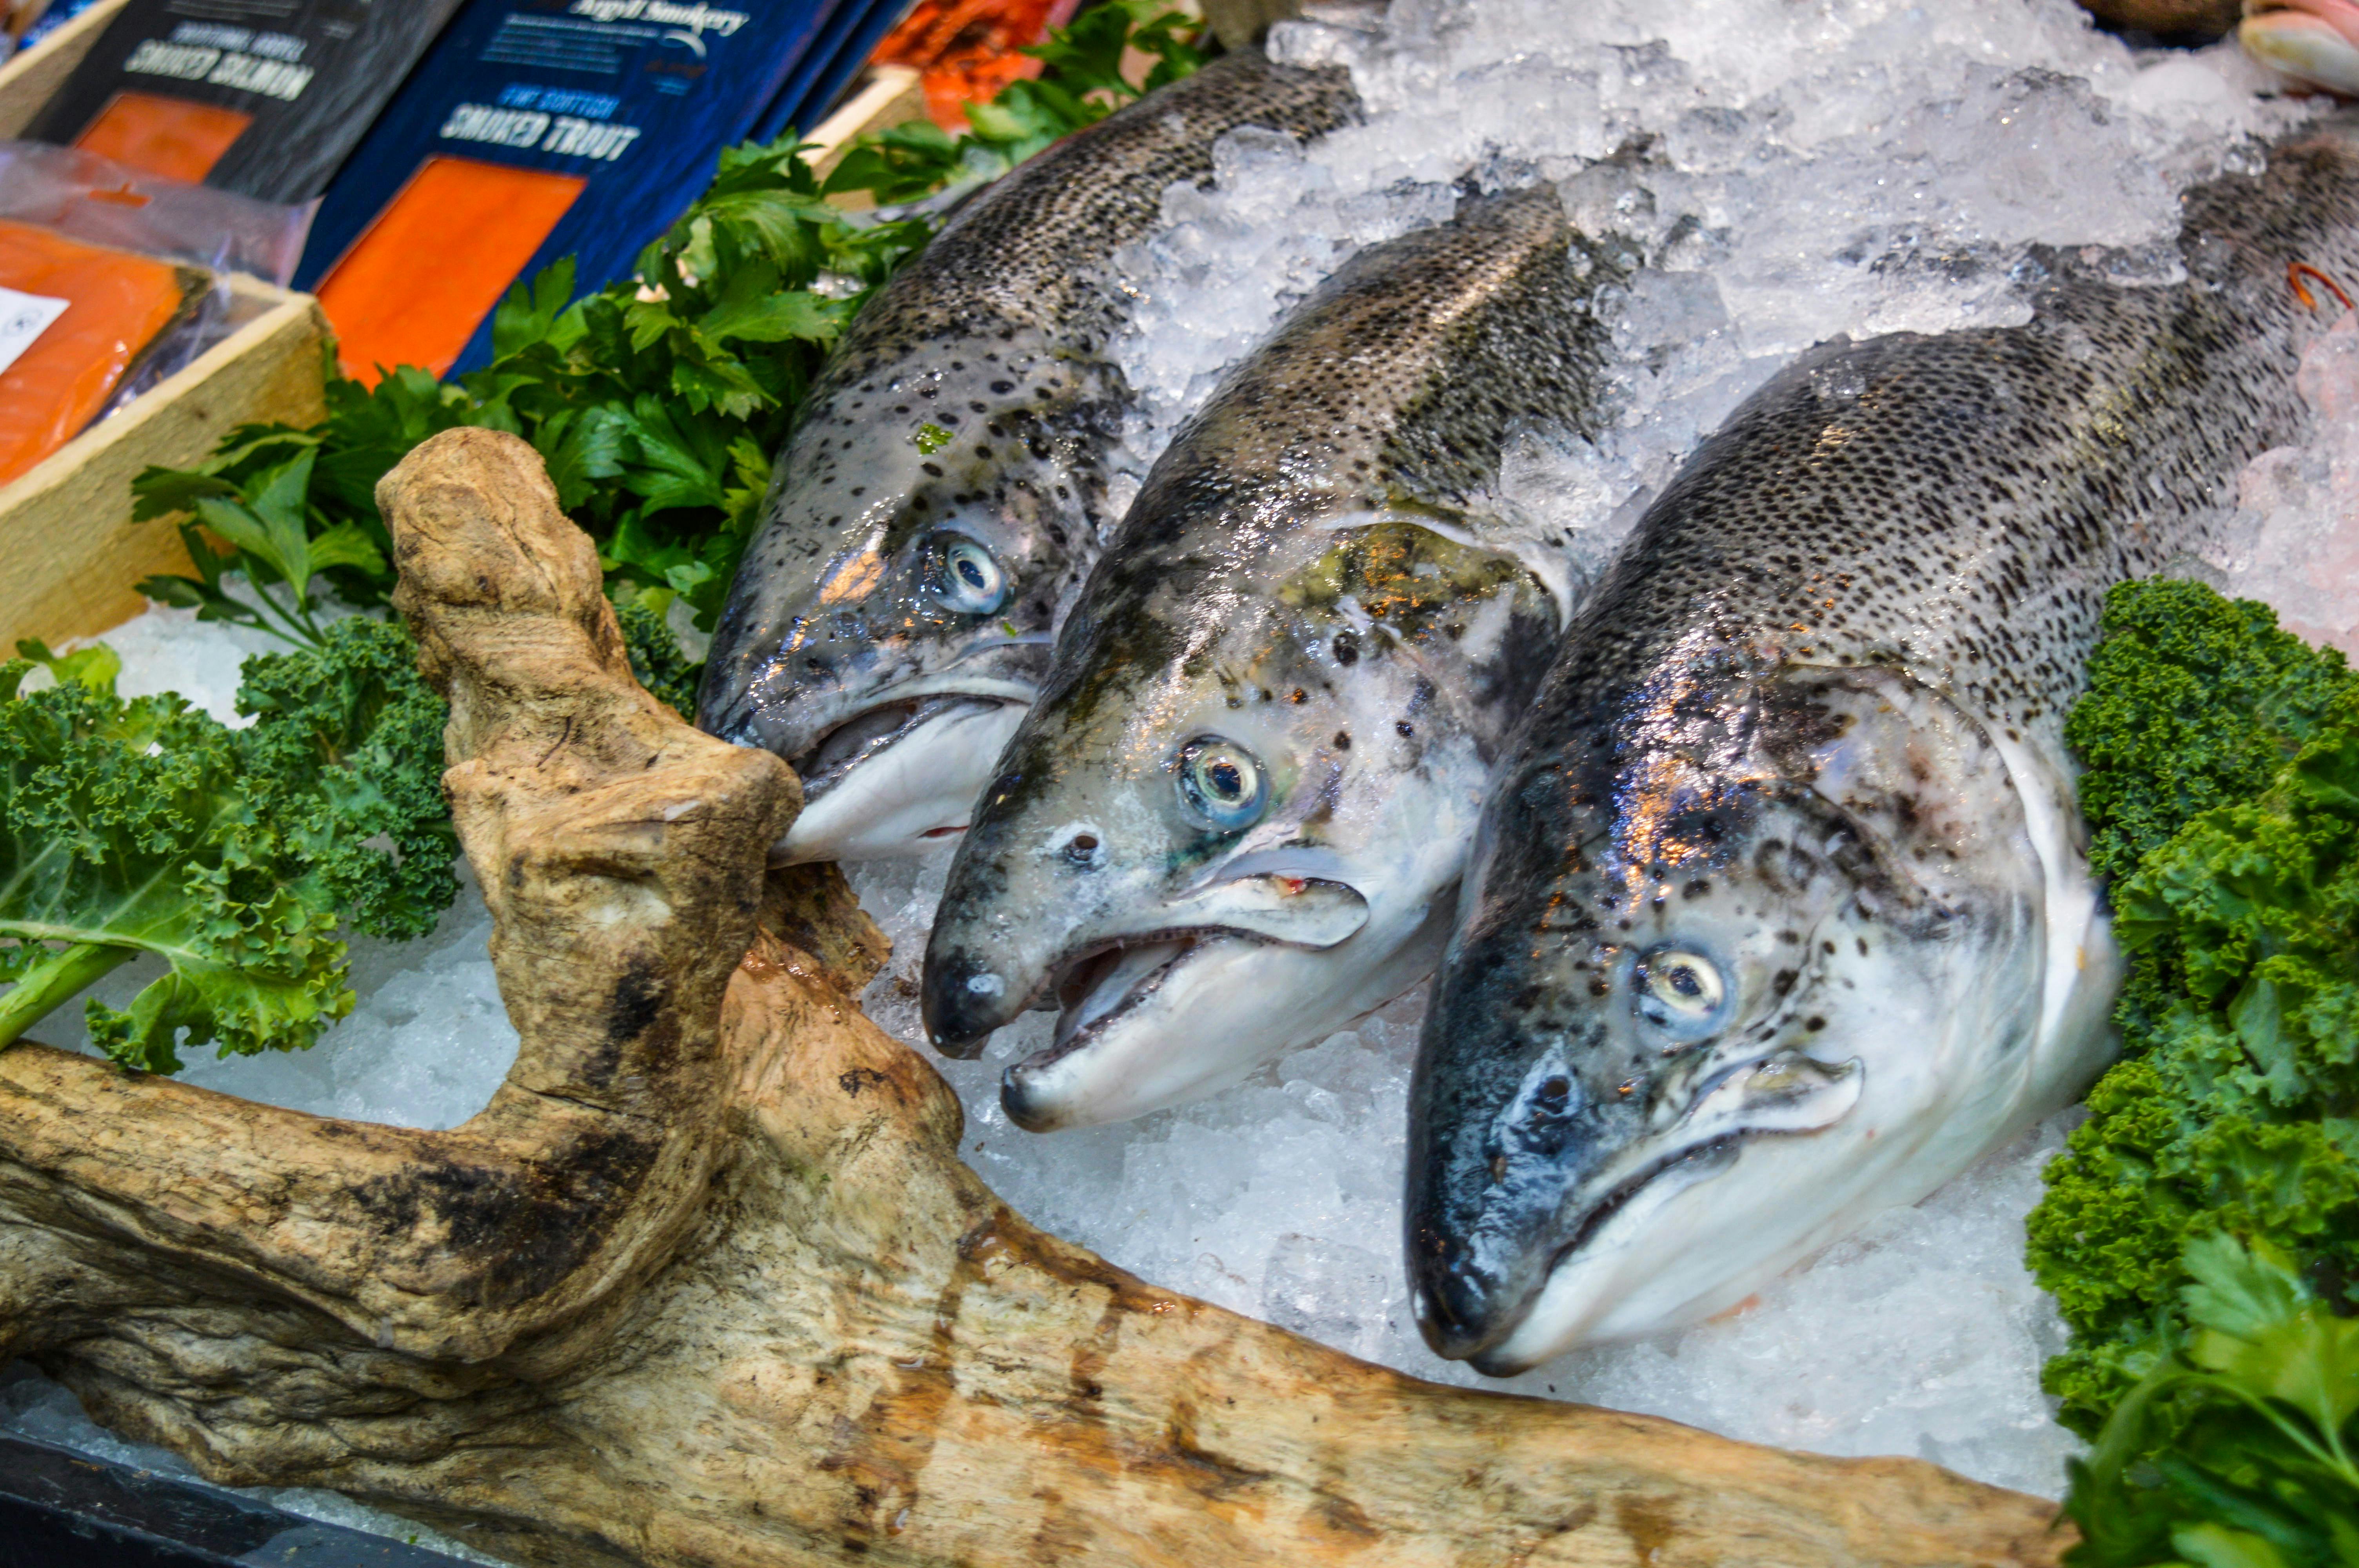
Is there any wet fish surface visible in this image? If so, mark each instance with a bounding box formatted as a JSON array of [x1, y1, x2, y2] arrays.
[[1408, 122, 2359, 1371], [698, 51, 1361, 864], [922, 184, 1618, 1130]]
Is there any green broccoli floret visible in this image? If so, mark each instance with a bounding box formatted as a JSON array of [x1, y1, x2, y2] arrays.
[[2032, 580, 2359, 1445], [0, 619, 458, 1074]]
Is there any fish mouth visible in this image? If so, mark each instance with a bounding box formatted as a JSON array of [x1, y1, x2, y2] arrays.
[[1441, 1134, 1744, 1373], [774, 684, 1032, 864], [997, 932, 1235, 1131], [792, 692, 1014, 800], [1425, 1051, 1866, 1372]]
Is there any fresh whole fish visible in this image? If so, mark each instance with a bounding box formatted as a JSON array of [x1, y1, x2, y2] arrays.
[[1407, 124, 2359, 1371], [922, 185, 1616, 1130], [697, 52, 1359, 864]]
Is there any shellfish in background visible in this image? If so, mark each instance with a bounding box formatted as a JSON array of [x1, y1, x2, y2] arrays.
[[2242, 0, 2359, 93]]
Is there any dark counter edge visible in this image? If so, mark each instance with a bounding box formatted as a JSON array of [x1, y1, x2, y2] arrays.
[[0, 1431, 479, 1568]]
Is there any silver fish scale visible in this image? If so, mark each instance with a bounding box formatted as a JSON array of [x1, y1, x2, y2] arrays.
[[1517, 126, 2359, 790], [1403, 123, 2359, 1367], [1036, 184, 1613, 729], [922, 184, 1621, 1079], [699, 51, 1359, 769], [805, 51, 1362, 405]]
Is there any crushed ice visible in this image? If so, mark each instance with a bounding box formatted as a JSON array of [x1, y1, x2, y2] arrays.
[[5, 0, 2347, 1520]]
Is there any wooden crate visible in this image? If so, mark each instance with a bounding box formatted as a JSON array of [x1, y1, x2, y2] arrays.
[[0, 276, 329, 647], [0, 0, 330, 648], [0, 0, 125, 138]]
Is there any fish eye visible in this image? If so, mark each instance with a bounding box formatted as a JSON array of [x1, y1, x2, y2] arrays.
[[1175, 737, 1267, 831], [929, 534, 1007, 615], [1634, 947, 1726, 1032]]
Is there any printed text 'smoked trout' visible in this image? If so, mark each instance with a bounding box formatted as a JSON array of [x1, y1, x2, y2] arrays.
[[1408, 121, 2359, 1371], [698, 52, 1358, 862], [924, 185, 1618, 1130]]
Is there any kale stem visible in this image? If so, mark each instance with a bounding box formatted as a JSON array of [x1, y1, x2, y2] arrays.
[[0, 942, 136, 1049], [238, 587, 321, 651]]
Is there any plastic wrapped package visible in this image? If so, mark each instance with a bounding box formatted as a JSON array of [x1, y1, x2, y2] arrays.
[[20, 0, 467, 202], [71, 91, 254, 183], [0, 140, 310, 485], [0, 221, 197, 484], [295, 0, 854, 380], [314, 155, 584, 379]]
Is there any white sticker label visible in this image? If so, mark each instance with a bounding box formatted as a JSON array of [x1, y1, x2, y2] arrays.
[[0, 287, 68, 378]]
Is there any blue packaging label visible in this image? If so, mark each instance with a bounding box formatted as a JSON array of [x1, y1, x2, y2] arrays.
[[298, 0, 841, 373]]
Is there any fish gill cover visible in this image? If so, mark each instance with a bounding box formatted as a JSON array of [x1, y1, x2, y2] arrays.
[[2034, 578, 2359, 1555]]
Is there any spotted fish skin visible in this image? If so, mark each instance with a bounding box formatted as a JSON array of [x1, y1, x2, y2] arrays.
[[697, 52, 1360, 864], [1409, 123, 2359, 1371], [921, 185, 1620, 1131]]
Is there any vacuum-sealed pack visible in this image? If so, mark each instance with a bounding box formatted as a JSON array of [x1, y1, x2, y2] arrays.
[[294, 0, 841, 383], [0, 140, 311, 485], [22, 0, 467, 201]]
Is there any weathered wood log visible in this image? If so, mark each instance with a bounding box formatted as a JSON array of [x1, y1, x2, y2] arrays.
[[0, 428, 2075, 1567]]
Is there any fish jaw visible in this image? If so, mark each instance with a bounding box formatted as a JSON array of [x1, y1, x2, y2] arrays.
[[772, 690, 1030, 864], [1001, 886, 1454, 1131], [922, 591, 1511, 1096], [1444, 940, 1998, 1370], [1409, 660, 2116, 1368], [922, 855, 1376, 1056]]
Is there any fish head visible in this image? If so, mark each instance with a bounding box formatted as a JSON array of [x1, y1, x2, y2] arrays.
[[923, 517, 1558, 1129], [698, 347, 1105, 862], [920, 598, 1376, 1127], [1408, 656, 2053, 1371]]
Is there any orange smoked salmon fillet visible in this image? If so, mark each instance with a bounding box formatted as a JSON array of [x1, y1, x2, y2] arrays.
[[316, 156, 585, 384], [73, 93, 254, 184], [0, 219, 191, 487]]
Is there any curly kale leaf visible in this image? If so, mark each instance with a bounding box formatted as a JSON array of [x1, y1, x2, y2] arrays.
[[2032, 580, 2359, 1443], [0, 655, 350, 1073], [0, 619, 459, 1073], [236, 617, 458, 941], [613, 592, 702, 721], [2065, 580, 2351, 885]]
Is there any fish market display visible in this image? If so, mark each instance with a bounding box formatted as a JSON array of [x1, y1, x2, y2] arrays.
[[698, 51, 1359, 864], [922, 185, 1614, 1129], [1406, 120, 2359, 1372]]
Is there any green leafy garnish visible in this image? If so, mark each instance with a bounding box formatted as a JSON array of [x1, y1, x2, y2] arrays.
[[2063, 1235, 2359, 1566], [2031, 578, 2359, 1456], [0, 624, 454, 1073]]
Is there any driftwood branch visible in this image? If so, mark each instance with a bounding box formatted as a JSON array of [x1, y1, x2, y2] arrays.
[[0, 428, 2072, 1567]]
